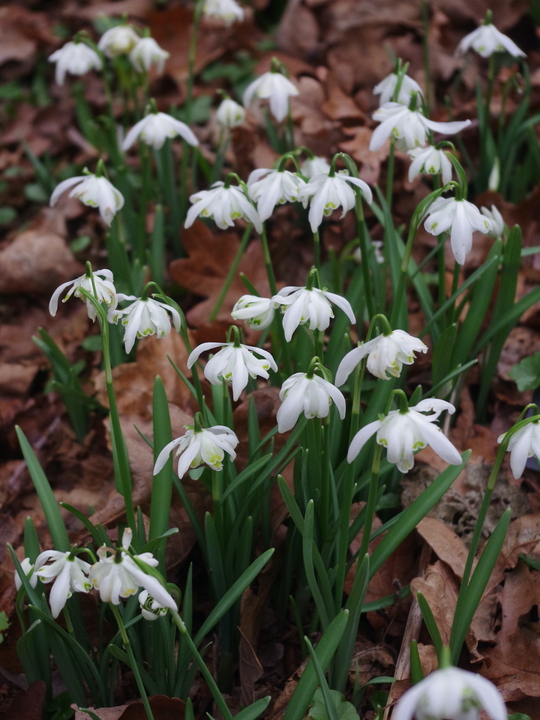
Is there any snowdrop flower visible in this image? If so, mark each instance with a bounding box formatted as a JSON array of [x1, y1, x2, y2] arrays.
[[347, 398, 461, 472], [50, 170, 124, 226], [301, 156, 331, 179], [90, 529, 177, 610], [188, 340, 277, 401], [231, 295, 277, 329], [424, 197, 492, 265], [277, 370, 346, 433], [393, 666, 507, 720], [49, 269, 117, 321], [49, 41, 102, 85], [370, 104, 471, 152], [123, 111, 198, 151], [203, 0, 244, 24], [154, 423, 239, 477], [108, 294, 181, 354], [275, 286, 355, 341], [216, 97, 246, 128], [35, 550, 92, 619], [15, 558, 38, 591], [456, 20, 525, 59], [373, 72, 423, 107], [247, 168, 307, 222], [481, 204, 504, 238], [298, 170, 373, 233], [98, 25, 140, 58], [139, 590, 168, 621], [498, 420, 540, 480], [243, 70, 298, 122], [185, 181, 262, 233], [129, 37, 170, 74], [336, 330, 428, 384], [408, 146, 453, 185]]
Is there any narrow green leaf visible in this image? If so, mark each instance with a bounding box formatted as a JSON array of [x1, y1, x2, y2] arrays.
[[150, 377, 173, 562], [416, 592, 443, 657], [234, 697, 272, 720]]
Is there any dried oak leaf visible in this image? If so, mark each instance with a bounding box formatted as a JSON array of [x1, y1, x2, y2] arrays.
[[74, 696, 185, 720], [339, 127, 389, 186], [416, 516, 469, 578], [411, 560, 458, 646], [431, 0, 529, 28], [0, 7, 55, 66]]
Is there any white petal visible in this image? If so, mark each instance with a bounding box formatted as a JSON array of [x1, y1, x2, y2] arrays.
[[347, 421, 382, 462]]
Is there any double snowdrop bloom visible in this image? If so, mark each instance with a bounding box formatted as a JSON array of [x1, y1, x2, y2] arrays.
[[98, 25, 140, 58], [154, 424, 239, 477], [370, 104, 471, 152], [188, 341, 277, 401], [108, 294, 181, 354], [301, 156, 331, 179], [203, 0, 244, 24], [50, 171, 124, 226], [216, 98, 246, 128], [49, 269, 117, 321], [49, 41, 102, 85], [277, 370, 346, 433], [456, 21, 525, 59], [129, 37, 170, 74], [90, 529, 177, 610], [298, 170, 373, 233], [498, 420, 540, 480], [392, 666, 507, 720], [481, 204, 504, 238], [336, 330, 428, 384], [373, 72, 423, 106], [243, 70, 299, 123], [275, 286, 356, 341], [35, 550, 92, 619], [185, 182, 262, 233], [122, 111, 198, 151], [247, 168, 307, 222], [408, 146, 453, 186], [231, 295, 277, 329], [15, 558, 37, 591], [139, 590, 168, 621], [424, 197, 492, 265], [347, 399, 462, 472]]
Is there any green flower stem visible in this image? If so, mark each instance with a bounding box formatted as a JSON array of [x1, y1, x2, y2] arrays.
[[385, 137, 396, 210], [170, 610, 234, 720], [450, 261, 461, 323], [313, 230, 321, 271], [259, 224, 278, 296], [334, 461, 356, 607], [211, 129, 230, 184], [357, 443, 383, 561], [209, 223, 252, 322], [355, 192, 375, 320], [110, 604, 155, 720]]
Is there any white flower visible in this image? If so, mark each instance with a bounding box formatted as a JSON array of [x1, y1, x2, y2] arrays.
[[50, 171, 124, 226], [35, 550, 92, 618], [203, 0, 244, 24], [370, 104, 471, 152], [301, 156, 331, 179], [347, 398, 461, 472], [185, 182, 262, 233], [481, 204, 504, 238], [456, 22, 525, 59], [122, 112, 198, 151], [247, 168, 307, 222], [373, 72, 423, 106], [274, 286, 356, 341], [298, 170, 373, 233], [277, 372, 346, 433], [108, 295, 181, 354], [424, 197, 492, 265], [216, 98, 246, 128], [243, 71, 299, 122], [188, 341, 277, 401], [139, 590, 168, 621], [98, 25, 140, 58], [129, 37, 169, 74], [231, 295, 277, 329], [48, 41, 102, 85], [15, 558, 38, 591], [393, 666, 507, 720], [154, 425, 239, 477], [49, 269, 117, 320], [498, 420, 540, 480], [336, 330, 428, 384], [90, 529, 177, 610], [408, 146, 453, 185]]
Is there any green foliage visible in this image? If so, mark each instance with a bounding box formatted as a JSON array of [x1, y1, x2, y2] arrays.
[[508, 351, 540, 391]]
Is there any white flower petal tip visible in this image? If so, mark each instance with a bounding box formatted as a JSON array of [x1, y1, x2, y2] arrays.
[[154, 425, 239, 477], [456, 23, 526, 59], [336, 330, 428, 386], [274, 286, 355, 341], [50, 172, 124, 225], [498, 420, 540, 480], [203, 0, 244, 24], [243, 71, 298, 122], [108, 295, 181, 354], [277, 372, 346, 433], [49, 269, 117, 321], [49, 42, 102, 85], [216, 98, 246, 128], [98, 25, 140, 58], [247, 168, 307, 222], [129, 37, 169, 74], [392, 666, 507, 720], [373, 72, 423, 106], [185, 182, 262, 233], [347, 399, 461, 472], [297, 171, 372, 232], [424, 197, 492, 265], [123, 112, 198, 151]]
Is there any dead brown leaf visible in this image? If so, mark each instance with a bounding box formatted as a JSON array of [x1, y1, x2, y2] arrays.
[[3, 680, 46, 720], [0, 7, 55, 67], [411, 560, 458, 646], [416, 517, 469, 578], [74, 695, 185, 720], [339, 127, 388, 185]]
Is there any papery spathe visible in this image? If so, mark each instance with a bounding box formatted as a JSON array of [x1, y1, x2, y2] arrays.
[[277, 372, 346, 433], [185, 182, 262, 233], [50, 172, 124, 225], [243, 71, 298, 122], [298, 170, 372, 233], [424, 197, 491, 265], [129, 37, 169, 73], [108, 295, 181, 353], [123, 112, 198, 150], [50, 269, 117, 320], [154, 425, 239, 477], [49, 42, 102, 85]]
